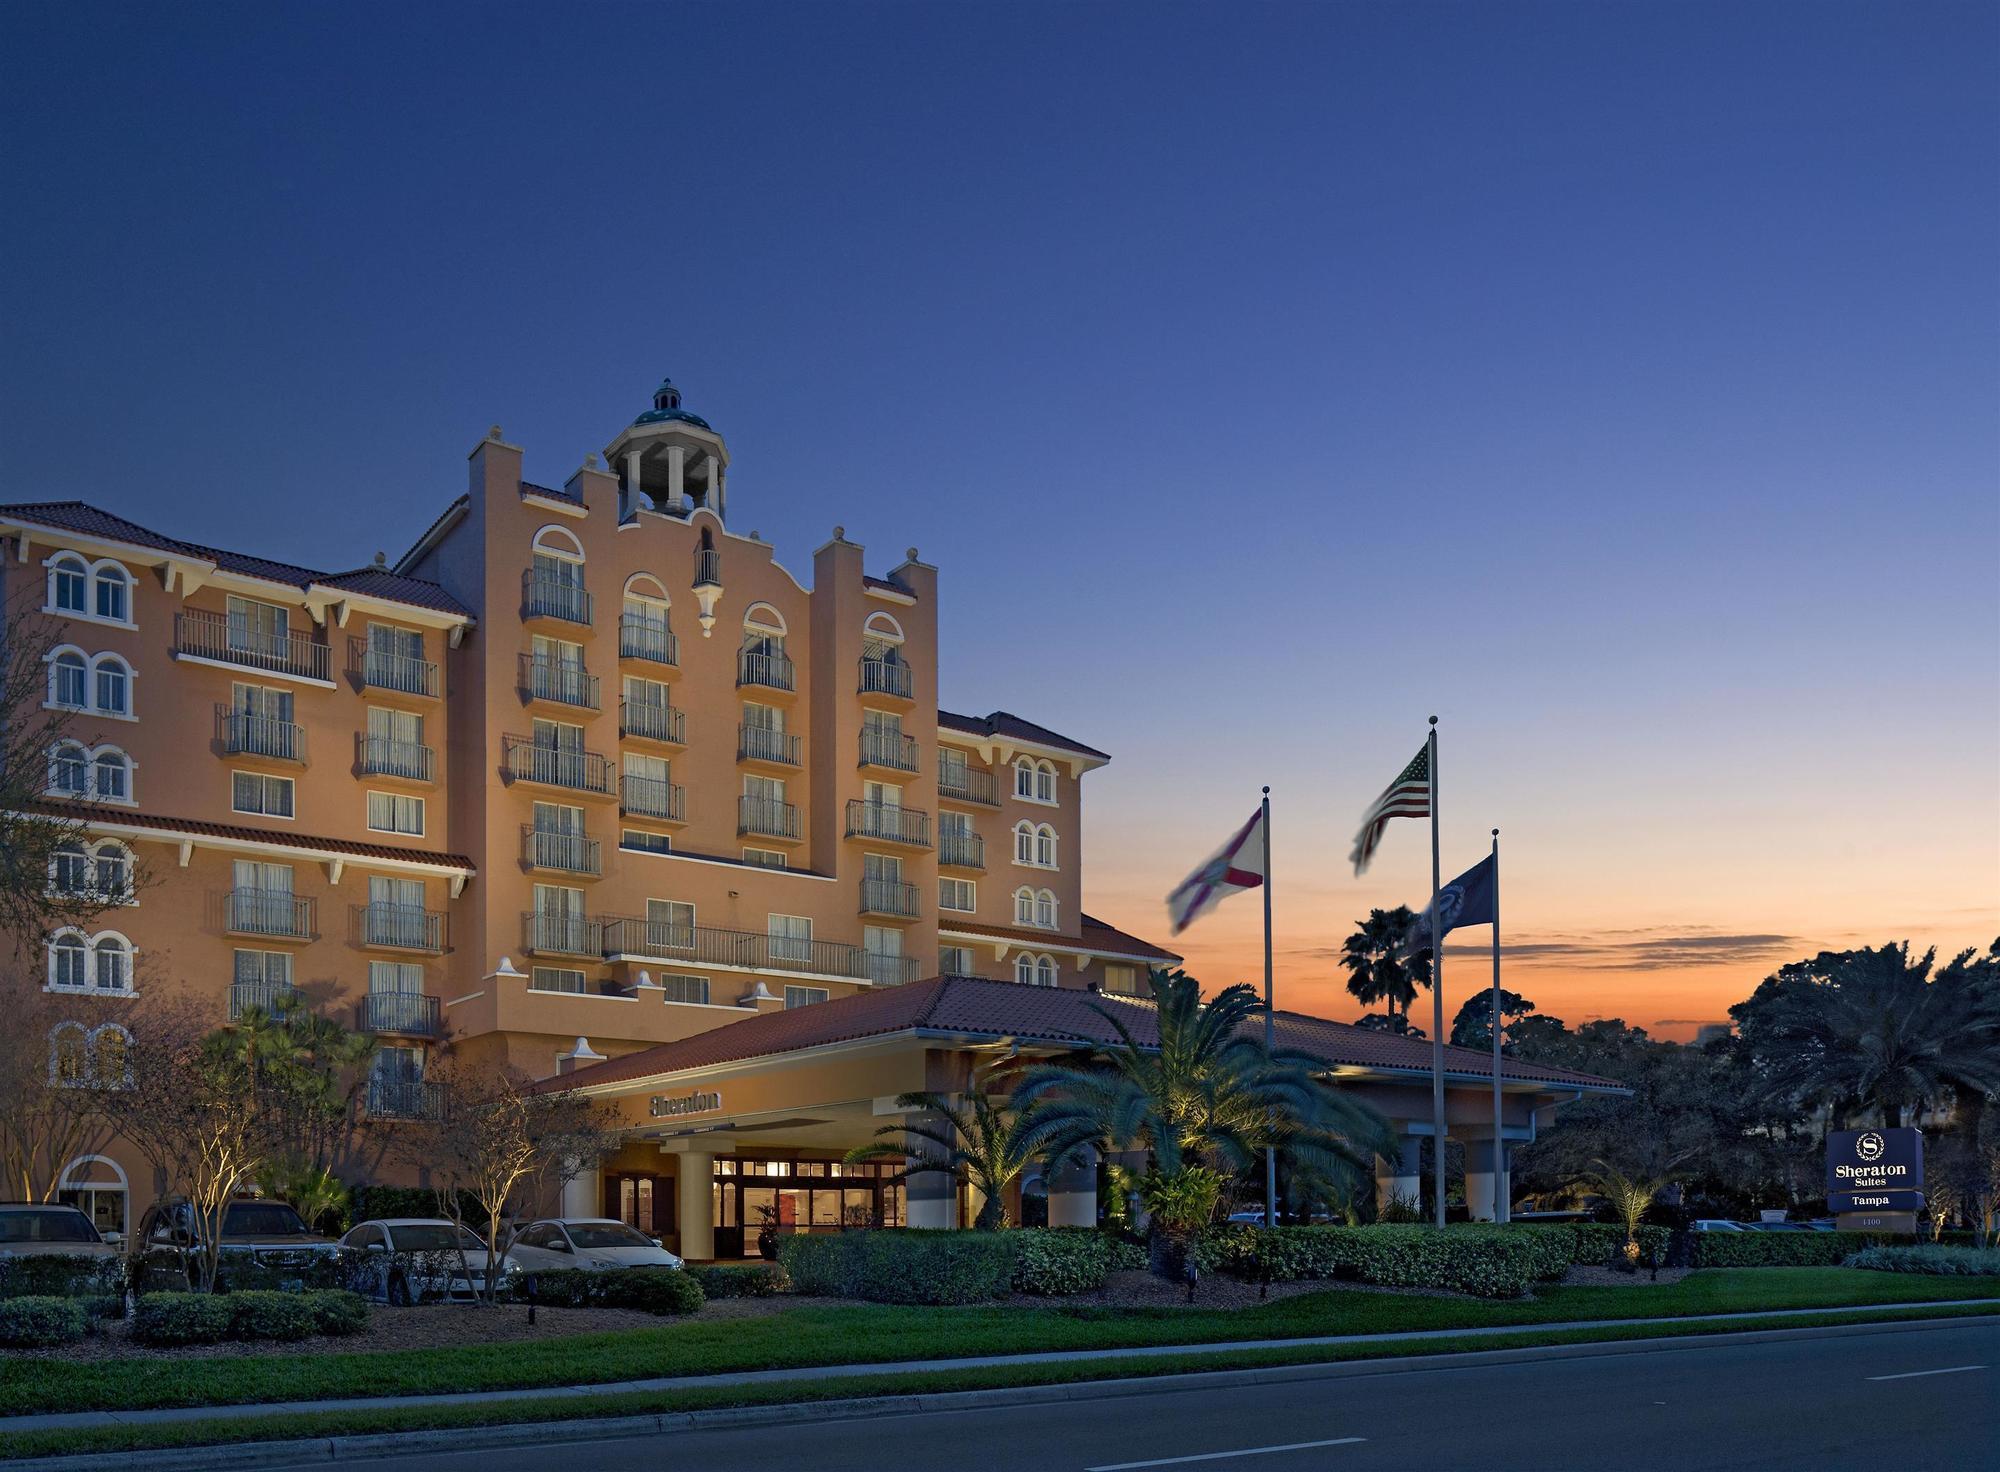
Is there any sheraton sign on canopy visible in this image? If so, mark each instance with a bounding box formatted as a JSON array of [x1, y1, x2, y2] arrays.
[[649, 1089, 723, 1120]]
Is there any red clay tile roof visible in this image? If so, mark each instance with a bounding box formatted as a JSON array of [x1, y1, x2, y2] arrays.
[[549, 974, 1622, 1094], [862, 574, 909, 594], [520, 480, 584, 506], [50, 805, 475, 871], [937, 709, 1110, 761], [940, 914, 1181, 963], [1, 501, 471, 618], [1080, 914, 1181, 962]]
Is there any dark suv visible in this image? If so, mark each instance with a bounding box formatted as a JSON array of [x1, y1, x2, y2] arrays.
[[137, 1197, 339, 1285]]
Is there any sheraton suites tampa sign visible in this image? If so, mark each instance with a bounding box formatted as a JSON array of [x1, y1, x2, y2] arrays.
[[649, 1089, 723, 1120], [1826, 1127, 1924, 1222]]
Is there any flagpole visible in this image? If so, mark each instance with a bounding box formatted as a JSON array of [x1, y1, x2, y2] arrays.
[[1427, 717, 1445, 1230], [1262, 785, 1278, 1230], [1490, 828, 1505, 1224]]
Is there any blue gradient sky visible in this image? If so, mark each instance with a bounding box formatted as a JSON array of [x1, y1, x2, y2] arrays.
[[4, 3, 1995, 1037]]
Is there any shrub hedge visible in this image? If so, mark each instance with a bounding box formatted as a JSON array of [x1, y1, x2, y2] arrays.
[[304, 1289, 370, 1335], [1568, 1223, 1672, 1267], [1844, 1244, 2000, 1277], [1012, 1228, 1123, 1295], [0, 1252, 125, 1301], [778, 1230, 1019, 1304], [687, 1263, 784, 1299], [131, 1293, 235, 1346], [1686, 1230, 1892, 1269], [129, 1289, 370, 1345], [1201, 1225, 1546, 1299], [0, 1295, 88, 1347], [519, 1267, 705, 1315], [225, 1290, 318, 1341]]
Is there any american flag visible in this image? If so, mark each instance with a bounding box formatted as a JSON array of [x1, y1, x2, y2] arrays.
[[1350, 742, 1431, 876]]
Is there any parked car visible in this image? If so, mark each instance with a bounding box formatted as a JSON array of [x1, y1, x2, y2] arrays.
[[1690, 1219, 1746, 1232], [138, 1196, 339, 1285], [502, 1218, 684, 1275], [338, 1219, 496, 1304], [0, 1203, 120, 1260], [1744, 1221, 1812, 1232]]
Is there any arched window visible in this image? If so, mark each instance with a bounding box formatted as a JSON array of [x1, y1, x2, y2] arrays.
[[49, 742, 88, 796], [91, 935, 131, 993], [531, 527, 585, 593], [1013, 887, 1035, 926], [49, 556, 88, 614], [742, 604, 787, 653], [1034, 955, 1057, 988], [1035, 888, 1058, 929], [48, 931, 87, 990], [1014, 953, 1037, 986], [92, 841, 133, 901], [862, 613, 906, 671], [1034, 760, 1057, 804], [49, 649, 86, 708], [1034, 824, 1058, 869], [51, 842, 90, 896], [1014, 757, 1036, 799], [93, 564, 131, 624], [93, 749, 131, 802], [1013, 820, 1034, 865], [92, 655, 131, 715], [49, 1023, 88, 1085], [88, 1025, 132, 1086]]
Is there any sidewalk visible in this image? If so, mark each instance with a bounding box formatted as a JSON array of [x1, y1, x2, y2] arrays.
[[7, 1297, 1996, 1437]]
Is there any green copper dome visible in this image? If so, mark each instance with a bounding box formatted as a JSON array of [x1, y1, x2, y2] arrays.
[[633, 376, 713, 431]]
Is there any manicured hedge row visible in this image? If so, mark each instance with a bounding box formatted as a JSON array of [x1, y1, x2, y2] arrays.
[[1567, 1223, 1672, 1266], [130, 1290, 369, 1346], [778, 1228, 1144, 1303], [348, 1185, 486, 1225], [687, 1264, 784, 1299], [0, 1252, 124, 1300], [516, 1267, 705, 1315], [1012, 1228, 1128, 1295], [0, 1295, 89, 1347], [1202, 1225, 1551, 1299], [1686, 1230, 1892, 1269], [1846, 1245, 2000, 1277]]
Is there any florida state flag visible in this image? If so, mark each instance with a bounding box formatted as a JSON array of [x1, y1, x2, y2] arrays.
[[1165, 807, 1267, 935]]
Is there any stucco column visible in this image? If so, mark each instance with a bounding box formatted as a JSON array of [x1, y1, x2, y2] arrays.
[[561, 1166, 600, 1220], [667, 445, 685, 510], [714, 461, 726, 520], [1463, 1138, 1509, 1223], [1374, 1135, 1423, 1214], [624, 450, 643, 508], [1047, 1148, 1098, 1228], [904, 1108, 957, 1228], [676, 1153, 714, 1260]]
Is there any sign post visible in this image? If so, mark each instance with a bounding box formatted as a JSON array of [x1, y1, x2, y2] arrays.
[[1825, 1128, 1924, 1235]]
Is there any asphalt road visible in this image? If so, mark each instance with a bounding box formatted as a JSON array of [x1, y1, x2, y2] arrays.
[[276, 1319, 1998, 1472]]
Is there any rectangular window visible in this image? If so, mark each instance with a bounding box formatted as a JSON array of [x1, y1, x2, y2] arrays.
[[768, 914, 812, 965], [862, 779, 900, 809], [532, 718, 584, 751], [658, 974, 710, 1006], [231, 682, 293, 720], [368, 622, 423, 660], [863, 853, 903, 882], [784, 986, 829, 1009], [232, 949, 293, 985], [1102, 964, 1142, 997], [226, 595, 290, 653], [622, 828, 671, 855], [233, 859, 293, 894], [529, 966, 585, 994], [231, 771, 295, 817], [742, 848, 787, 869], [624, 751, 669, 783], [743, 773, 784, 802], [369, 960, 424, 993], [940, 945, 975, 977], [939, 877, 976, 913], [742, 701, 783, 732], [863, 926, 903, 986], [367, 705, 423, 744], [646, 899, 694, 953], [366, 790, 425, 836]]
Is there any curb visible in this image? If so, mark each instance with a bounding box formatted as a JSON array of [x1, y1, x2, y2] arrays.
[[4, 1312, 1995, 1471]]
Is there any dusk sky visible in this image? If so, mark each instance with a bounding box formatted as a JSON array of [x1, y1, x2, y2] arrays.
[[4, 3, 1994, 1040]]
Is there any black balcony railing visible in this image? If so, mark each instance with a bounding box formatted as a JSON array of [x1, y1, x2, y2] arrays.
[[350, 639, 438, 698], [228, 977, 302, 1019], [859, 878, 922, 920], [858, 728, 918, 772], [356, 734, 435, 783], [177, 609, 330, 682], [738, 725, 802, 766], [520, 654, 599, 709], [365, 1077, 442, 1121], [859, 657, 914, 700], [620, 774, 685, 822], [355, 902, 447, 954], [521, 570, 592, 625], [218, 708, 305, 763], [938, 763, 1000, 806], [225, 888, 315, 940], [620, 698, 685, 744], [521, 824, 601, 876], [502, 735, 612, 794], [618, 614, 679, 667], [866, 953, 922, 988], [737, 649, 795, 692], [521, 911, 606, 958], [738, 795, 802, 840], [693, 548, 722, 588], [844, 799, 930, 848], [357, 991, 442, 1038], [939, 831, 986, 870], [601, 917, 874, 982]]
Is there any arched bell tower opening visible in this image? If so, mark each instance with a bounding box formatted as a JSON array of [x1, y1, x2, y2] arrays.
[[606, 376, 730, 522]]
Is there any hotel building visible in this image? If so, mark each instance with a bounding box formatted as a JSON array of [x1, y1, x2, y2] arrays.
[[5, 379, 1618, 1251]]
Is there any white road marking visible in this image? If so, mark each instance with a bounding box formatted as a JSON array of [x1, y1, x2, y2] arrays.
[[1086, 1438, 1366, 1470], [1865, 1365, 1986, 1381]]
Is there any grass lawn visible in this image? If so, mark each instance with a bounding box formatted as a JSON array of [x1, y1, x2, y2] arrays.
[[2, 1269, 1994, 1422], [4, 1298, 1998, 1462]]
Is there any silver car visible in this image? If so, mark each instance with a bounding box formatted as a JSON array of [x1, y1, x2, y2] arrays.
[[339, 1218, 496, 1304], [502, 1218, 684, 1275]]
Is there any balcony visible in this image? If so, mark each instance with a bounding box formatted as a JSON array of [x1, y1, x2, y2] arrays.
[[858, 657, 914, 703], [521, 570, 592, 625], [218, 708, 305, 764], [521, 911, 607, 959], [228, 977, 302, 1020], [940, 831, 986, 871], [738, 725, 802, 768], [845, 799, 930, 849], [602, 917, 874, 983], [225, 888, 316, 941], [737, 649, 796, 694], [859, 878, 922, 921], [501, 735, 613, 796], [357, 991, 442, 1039], [354, 902, 447, 954], [364, 1077, 442, 1121], [620, 697, 685, 745], [738, 795, 802, 842], [618, 614, 679, 668], [866, 953, 922, 987], [356, 734, 435, 783], [349, 640, 438, 699], [520, 654, 600, 710], [858, 728, 918, 774], [693, 548, 722, 589], [938, 764, 1000, 807], [521, 824, 601, 877], [176, 609, 330, 683], [620, 773, 686, 823]]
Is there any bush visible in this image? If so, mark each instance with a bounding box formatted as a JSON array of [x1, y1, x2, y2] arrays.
[[0, 1251, 126, 1300], [1687, 1230, 1891, 1268], [776, 1230, 1018, 1305], [349, 1185, 487, 1224], [1204, 1224, 1542, 1299], [226, 1290, 318, 1341], [1845, 1245, 2000, 1277], [0, 1295, 88, 1347], [517, 1267, 704, 1315], [304, 1289, 370, 1335], [1012, 1229, 1120, 1295], [1567, 1223, 1672, 1268], [688, 1263, 784, 1298], [131, 1292, 235, 1346]]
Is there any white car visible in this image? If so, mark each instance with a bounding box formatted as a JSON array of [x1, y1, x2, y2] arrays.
[[1690, 1219, 1746, 1232], [339, 1218, 497, 1304], [502, 1218, 684, 1275]]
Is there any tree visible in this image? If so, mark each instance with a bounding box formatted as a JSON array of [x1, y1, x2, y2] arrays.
[[0, 993, 118, 1206], [1338, 907, 1432, 1025], [1011, 968, 1391, 1279], [1575, 1158, 1680, 1265], [389, 1056, 622, 1302], [1449, 989, 1537, 1051], [847, 1090, 1041, 1230], [1354, 1012, 1424, 1039]]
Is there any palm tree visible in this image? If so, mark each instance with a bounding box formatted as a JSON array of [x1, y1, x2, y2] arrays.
[[847, 1090, 1041, 1230], [1338, 907, 1433, 1025], [1576, 1157, 1679, 1265], [1010, 969, 1391, 1277]]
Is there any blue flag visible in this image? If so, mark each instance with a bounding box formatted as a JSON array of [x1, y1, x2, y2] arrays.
[[1416, 852, 1497, 940]]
